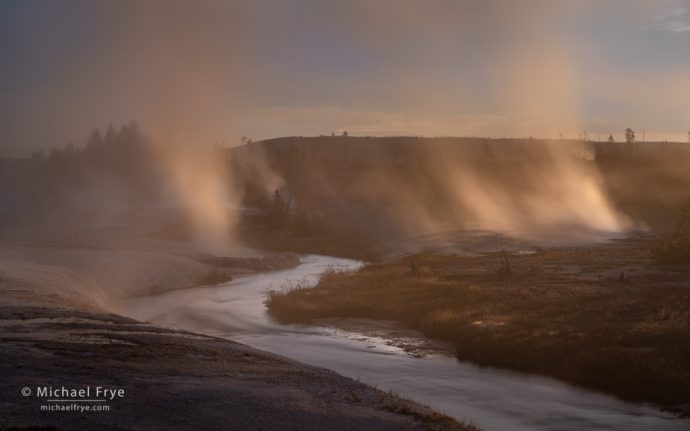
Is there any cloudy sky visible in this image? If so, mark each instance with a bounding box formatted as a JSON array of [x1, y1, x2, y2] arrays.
[[0, 0, 689, 156]]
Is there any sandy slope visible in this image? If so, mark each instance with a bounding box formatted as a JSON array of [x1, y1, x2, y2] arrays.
[[0, 210, 471, 431]]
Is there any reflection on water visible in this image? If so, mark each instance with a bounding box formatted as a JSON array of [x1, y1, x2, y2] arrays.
[[119, 255, 687, 431]]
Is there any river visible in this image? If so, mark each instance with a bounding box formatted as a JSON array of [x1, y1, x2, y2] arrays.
[[120, 254, 687, 431]]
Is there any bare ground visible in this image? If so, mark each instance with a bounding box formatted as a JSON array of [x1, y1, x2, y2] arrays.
[[0, 210, 473, 431]]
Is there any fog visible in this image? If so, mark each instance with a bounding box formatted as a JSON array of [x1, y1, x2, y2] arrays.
[[2, 4, 690, 431], [2, 0, 689, 249], [2, 1, 689, 154], [155, 143, 235, 252], [234, 136, 638, 246]]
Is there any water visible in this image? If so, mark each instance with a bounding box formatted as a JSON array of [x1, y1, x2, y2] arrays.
[[119, 255, 688, 431]]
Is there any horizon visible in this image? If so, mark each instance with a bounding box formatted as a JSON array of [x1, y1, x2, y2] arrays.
[[1, 0, 689, 157], [2, 2, 690, 430], [3, 127, 689, 159]]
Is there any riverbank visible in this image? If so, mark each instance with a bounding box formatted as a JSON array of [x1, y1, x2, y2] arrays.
[[266, 237, 690, 417], [0, 306, 469, 430], [0, 210, 474, 431]]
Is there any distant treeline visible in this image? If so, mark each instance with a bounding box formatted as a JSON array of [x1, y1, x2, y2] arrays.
[[0, 122, 161, 211], [2, 129, 689, 234]]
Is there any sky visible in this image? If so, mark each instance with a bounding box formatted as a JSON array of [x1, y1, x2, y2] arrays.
[[0, 0, 689, 156]]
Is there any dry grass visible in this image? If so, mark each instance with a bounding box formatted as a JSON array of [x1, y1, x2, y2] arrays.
[[651, 199, 690, 265], [195, 269, 234, 286], [267, 238, 690, 412]]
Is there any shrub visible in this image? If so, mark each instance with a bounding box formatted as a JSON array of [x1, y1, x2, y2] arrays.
[[651, 198, 690, 264]]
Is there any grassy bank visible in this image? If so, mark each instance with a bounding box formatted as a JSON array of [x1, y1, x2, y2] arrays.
[[266, 238, 690, 414]]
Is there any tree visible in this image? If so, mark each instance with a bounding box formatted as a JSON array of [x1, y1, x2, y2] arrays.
[[342, 130, 348, 137], [624, 128, 635, 143], [268, 189, 291, 227], [104, 124, 117, 147], [608, 134, 614, 143], [86, 128, 104, 151], [687, 130, 689, 143]]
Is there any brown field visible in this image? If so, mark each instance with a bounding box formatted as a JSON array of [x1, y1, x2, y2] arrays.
[[266, 236, 690, 415]]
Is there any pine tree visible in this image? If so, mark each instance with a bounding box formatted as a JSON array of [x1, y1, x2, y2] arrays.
[[625, 128, 635, 143]]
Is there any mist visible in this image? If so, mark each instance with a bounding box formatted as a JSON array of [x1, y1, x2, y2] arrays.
[[3, 2, 690, 430], [2, 1, 689, 155], [233, 136, 639, 247], [0, 0, 687, 246]]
